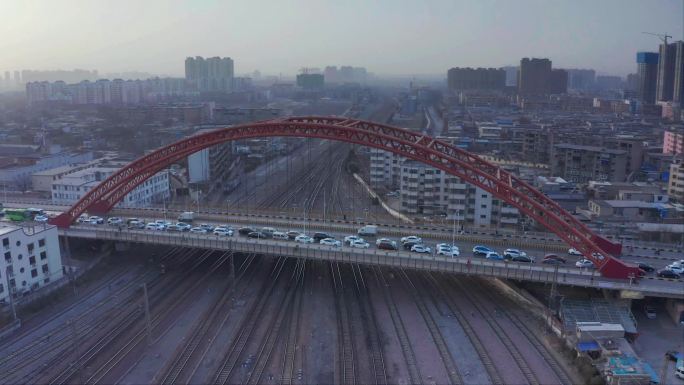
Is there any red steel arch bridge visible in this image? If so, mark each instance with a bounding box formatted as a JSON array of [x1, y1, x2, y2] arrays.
[[49, 116, 641, 279]]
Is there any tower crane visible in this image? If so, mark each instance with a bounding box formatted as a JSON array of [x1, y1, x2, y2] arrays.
[[642, 32, 672, 45]]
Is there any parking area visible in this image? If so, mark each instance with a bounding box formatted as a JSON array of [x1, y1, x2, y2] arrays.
[[631, 300, 684, 385]]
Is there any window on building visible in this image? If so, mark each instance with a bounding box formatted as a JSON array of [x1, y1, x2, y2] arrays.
[[15, 241, 21, 247], [2, 238, 8, 247], [31, 269, 37, 278], [44, 278, 50, 284], [19, 267, 25, 273], [4, 252, 10, 262], [27, 243, 34, 254], [38, 239, 45, 247], [9, 278, 15, 287], [0, 283, 3, 293], [481, 194, 488, 198], [17, 254, 22, 260], [480, 215, 487, 218], [40, 251, 47, 260], [21, 281, 26, 287], [481, 204, 487, 209], [42, 264, 49, 273], [29, 256, 36, 265]]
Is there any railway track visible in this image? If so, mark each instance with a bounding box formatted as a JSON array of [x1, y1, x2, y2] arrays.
[[445, 275, 541, 385], [42, 250, 228, 385], [330, 262, 357, 385], [399, 269, 463, 385], [0, 247, 191, 383], [211, 257, 290, 385], [280, 261, 307, 385], [421, 272, 503, 385], [157, 254, 259, 385], [350, 264, 387, 385], [246, 260, 306, 385], [373, 266, 423, 385], [465, 277, 574, 385]]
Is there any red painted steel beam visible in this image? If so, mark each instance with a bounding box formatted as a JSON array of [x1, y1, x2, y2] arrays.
[[49, 116, 639, 279]]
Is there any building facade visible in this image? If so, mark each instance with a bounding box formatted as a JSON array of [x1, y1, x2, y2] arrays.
[[663, 129, 684, 155], [447, 67, 506, 91], [637, 52, 659, 105], [184, 56, 234, 92], [518, 58, 552, 95], [1, 224, 63, 303], [50, 164, 170, 207], [668, 157, 684, 203], [551, 144, 627, 183]]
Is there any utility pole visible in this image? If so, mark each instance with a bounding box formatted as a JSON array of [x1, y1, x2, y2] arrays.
[[142, 283, 152, 345]]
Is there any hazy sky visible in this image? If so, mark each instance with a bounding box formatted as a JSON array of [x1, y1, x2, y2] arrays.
[[1, 0, 682, 77]]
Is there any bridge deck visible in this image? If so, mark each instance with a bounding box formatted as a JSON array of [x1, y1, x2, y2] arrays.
[[60, 226, 683, 299]]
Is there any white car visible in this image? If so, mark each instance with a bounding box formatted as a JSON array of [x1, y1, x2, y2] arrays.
[[295, 235, 314, 244], [344, 235, 363, 244], [145, 223, 163, 231], [401, 235, 422, 244], [213, 228, 233, 236], [349, 239, 370, 249], [89, 216, 104, 224], [667, 264, 684, 275], [575, 259, 594, 268], [34, 215, 49, 223], [77, 215, 89, 223], [411, 244, 432, 253], [190, 227, 207, 234], [320, 238, 342, 247], [107, 217, 123, 225], [438, 247, 460, 257], [503, 248, 526, 259], [568, 248, 583, 256], [176, 222, 192, 231]]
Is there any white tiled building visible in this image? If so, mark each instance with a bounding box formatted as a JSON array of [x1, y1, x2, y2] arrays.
[[50, 164, 170, 207], [398, 160, 519, 227], [1, 224, 63, 303]]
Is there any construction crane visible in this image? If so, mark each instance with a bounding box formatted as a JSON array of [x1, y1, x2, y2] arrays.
[[643, 31, 672, 45]]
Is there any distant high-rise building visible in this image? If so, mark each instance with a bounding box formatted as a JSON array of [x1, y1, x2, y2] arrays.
[[518, 58, 552, 95], [447, 67, 506, 91], [549, 69, 568, 94], [636, 52, 659, 104], [184, 56, 234, 92], [4, 71, 10, 88], [595, 75, 623, 90], [296, 73, 324, 89], [566, 69, 596, 90], [673, 41, 684, 106], [13, 71, 21, 87], [656, 41, 678, 102], [502, 66, 518, 87]]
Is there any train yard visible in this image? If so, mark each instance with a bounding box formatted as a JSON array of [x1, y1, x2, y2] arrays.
[[0, 247, 581, 385]]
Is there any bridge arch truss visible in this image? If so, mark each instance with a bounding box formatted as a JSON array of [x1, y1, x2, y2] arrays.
[[49, 116, 639, 279]]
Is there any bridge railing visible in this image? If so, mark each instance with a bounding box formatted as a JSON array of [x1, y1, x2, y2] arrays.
[[60, 226, 683, 298]]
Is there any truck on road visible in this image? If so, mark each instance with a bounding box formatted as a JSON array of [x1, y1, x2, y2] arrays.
[[358, 225, 378, 236], [178, 211, 195, 222]]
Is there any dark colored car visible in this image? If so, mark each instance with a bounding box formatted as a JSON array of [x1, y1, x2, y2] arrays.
[[403, 241, 419, 251], [378, 241, 398, 251], [543, 254, 567, 264], [542, 258, 563, 265], [238, 227, 255, 236], [511, 255, 533, 263], [657, 269, 680, 279], [666, 350, 682, 362], [247, 231, 267, 239], [286, 231, 301, 240], [313, 232, 332, 242], [637, 262, 655, 273]]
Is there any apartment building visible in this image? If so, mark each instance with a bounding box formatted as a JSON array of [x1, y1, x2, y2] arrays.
[[1, 224, 63, 303], [551, 144, 627, 183], [668, 157, 684, 203]]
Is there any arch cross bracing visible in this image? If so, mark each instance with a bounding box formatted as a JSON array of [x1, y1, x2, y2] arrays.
[[49, 116, 640, 279]]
